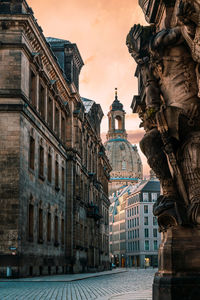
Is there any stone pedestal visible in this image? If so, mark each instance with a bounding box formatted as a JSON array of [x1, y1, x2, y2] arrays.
[[153, 226, 200, 300]]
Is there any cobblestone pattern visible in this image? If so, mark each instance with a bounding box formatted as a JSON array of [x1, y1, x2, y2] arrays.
[[0, 269, 154, 300]]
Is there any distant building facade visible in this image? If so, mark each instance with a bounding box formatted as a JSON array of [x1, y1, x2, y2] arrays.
[[109, 179, 160, 268], [126, 179, 161, 268], [104, 89, 143, 195], [0, 0, 111, 277], [109, 186, 135, 267]]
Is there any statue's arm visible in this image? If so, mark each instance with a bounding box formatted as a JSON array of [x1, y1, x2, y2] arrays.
[[152, 27, 183, 50]]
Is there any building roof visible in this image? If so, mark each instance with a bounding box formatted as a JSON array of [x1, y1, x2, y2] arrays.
[[128, 179, 160, 195], [81, 97, 95, 113], [46, 37, 71, 44]]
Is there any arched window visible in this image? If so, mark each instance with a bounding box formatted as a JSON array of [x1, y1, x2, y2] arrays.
[[122, 161, 126, 170], [115, 116, 122, 130]]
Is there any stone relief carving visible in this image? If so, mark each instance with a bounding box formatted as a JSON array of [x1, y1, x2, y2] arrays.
[[127, 1, 200, 231]]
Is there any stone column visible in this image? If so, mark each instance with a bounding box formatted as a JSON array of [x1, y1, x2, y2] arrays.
[[153, 226, 200, 300]]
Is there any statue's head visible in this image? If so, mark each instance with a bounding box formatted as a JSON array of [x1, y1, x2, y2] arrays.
[[126, 24, 155, 64]]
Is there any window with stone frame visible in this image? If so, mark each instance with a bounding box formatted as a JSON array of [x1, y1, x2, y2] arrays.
[[61, 115, 66, 143], [28, 203, 34, 241], [61, 218, 64, 245], [30, 69, 37, 107], [61, 166, 65, 194], [38, 208, 43, 243], [39, 145, 44, 178], [143, 192, 149, 202], [144, 216, 148, 225], [47, 96, 53, 130], [144, 205, 148, 214], [39, 82, 45, 119], [54, 215, 58, 246], [55, 157, 59, 190], [154, 240, 158, 250], [153, 216, 158, 226], [152, 192, 158, 202], [153, 228, 158, 237], [47, 212, 51, 242], [29, 136, 35, 170], [47, 152, 52, 183], [144, 228, 149, 238], [145, 240, 149, 251], [55, 106, 60, 136]]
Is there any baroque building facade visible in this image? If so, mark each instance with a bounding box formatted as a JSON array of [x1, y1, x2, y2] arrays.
[[104, 90, 143, 195], [0, 0, 111, 277]]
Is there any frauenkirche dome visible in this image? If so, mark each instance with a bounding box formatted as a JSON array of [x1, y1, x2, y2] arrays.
[[104, 89, 143, 195]]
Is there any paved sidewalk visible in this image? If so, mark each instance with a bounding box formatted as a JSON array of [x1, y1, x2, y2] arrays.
[[0, 268, 127, 282]]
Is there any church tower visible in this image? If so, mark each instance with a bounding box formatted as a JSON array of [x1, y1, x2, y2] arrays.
[[107, 88, 127, 140], [104, 89, 143, 195]]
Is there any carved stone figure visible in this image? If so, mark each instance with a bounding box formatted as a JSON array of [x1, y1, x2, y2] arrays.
[[127, 1, 200, 231]]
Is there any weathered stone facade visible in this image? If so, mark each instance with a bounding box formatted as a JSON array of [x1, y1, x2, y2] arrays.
[[0, 0, 111, 277]]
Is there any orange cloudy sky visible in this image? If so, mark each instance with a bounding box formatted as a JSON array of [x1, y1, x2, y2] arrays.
[[28, 0, 149, 176]]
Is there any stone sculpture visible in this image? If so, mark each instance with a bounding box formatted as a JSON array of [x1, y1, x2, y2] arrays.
[[127, 0, 200, 232]]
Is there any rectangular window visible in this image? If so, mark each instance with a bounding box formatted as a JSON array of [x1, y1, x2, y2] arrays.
[[47, 97, 53, 129], [152, 193, 158, 202], [61, 116, 66, 143], [30, 70, 37, 107], [144, 216, 148, 225], [132, 230, 134, 239], [54, 215, 58, 246], [38, 208, 43, 243], [29, 136, 35, 170], [47, 212, 51, 242], [47, 153, 52, 182], [39, 146, 44, 178], [135, 241, 137, 251], [137, 206, 138, 214], [145, 240, 149, 251], [137, 217, 139, 226], [153, 228, 157, 237], [154, 240, 158, 250], [143, 192, 149, 202], [28, 204, 34, 240], [153, 217, 158, 226], [39, 83, 45, 119], [55, 106, 59, 135], [144, 228, 149, 238], [61, 167, 65, 194], [55, 160, 59, 189], [137, 229, 139, 238], [61, 218, 64, 245], [144, 205, 148, 214], [138, 240, 140, 251]]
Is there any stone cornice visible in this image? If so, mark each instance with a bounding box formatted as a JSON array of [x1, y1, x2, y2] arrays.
[[0, 14, 82, 109]]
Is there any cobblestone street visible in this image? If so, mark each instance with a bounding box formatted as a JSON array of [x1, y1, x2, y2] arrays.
[[0, 269, 154, 300]]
